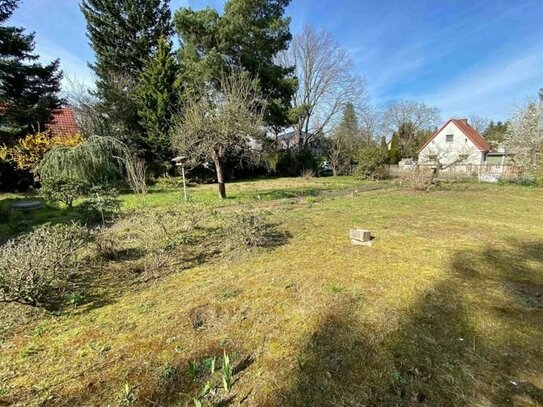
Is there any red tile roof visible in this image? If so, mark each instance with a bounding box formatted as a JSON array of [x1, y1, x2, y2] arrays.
[[417, 118, 491, 154], [48, 107, 79, 136]]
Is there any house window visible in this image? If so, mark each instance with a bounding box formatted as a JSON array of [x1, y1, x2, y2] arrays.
[[446, 134, 454, 142]]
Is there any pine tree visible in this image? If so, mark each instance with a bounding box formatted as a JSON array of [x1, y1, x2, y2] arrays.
[[80, 0, 172, 149], [174, 0, 296, 129], [327, 102, 361, 175], [136, 37, 181, 161], [389, 132, 400, 164], [337, 102, 359, 139], [483, 121, 508, 146], [397, 122, 417, 158], [0, 0, 64, 142]]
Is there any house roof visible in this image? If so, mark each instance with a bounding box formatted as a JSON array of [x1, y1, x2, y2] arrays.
[[417, 118, 491, 154], [277, 130, 309, 140], [48, 107, 79, 136]]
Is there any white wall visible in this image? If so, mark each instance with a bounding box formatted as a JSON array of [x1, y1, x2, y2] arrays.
[[418, 122, 484, 166]]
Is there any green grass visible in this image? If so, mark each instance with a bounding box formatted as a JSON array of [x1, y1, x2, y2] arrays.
[[1, 179, 542, 406], [120, 175, 365, 210], [0, 176, 366, 238]]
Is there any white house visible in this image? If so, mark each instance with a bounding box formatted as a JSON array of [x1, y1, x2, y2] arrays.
[[417, 118, 492, 167]]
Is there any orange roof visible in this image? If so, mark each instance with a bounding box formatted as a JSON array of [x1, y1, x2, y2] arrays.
[[417, 118, 491, 154], [48, 107, 79, 136]]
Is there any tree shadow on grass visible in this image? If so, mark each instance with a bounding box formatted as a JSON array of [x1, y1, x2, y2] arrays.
[[269, 239, 543, 406], [0, 198, 81, 241]]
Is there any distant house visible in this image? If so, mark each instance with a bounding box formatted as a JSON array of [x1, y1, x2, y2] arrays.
[[0, 105, 79, 136], [277, 130, 322, 155], [417, 118, 496, 167], [48, 107, 79, 136]]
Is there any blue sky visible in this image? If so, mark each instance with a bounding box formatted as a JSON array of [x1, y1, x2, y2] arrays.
[[9, 0, 543, 121]]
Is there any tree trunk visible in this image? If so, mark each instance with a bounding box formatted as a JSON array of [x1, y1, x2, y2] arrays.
[[213, 156, 226, 199], [332, 166, 338, 177]]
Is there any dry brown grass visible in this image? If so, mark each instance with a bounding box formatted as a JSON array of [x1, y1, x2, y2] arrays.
[[1, 181, 542, 406]]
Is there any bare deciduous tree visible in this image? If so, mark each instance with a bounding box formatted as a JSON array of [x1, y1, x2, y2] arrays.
[[419, 142, 474, 185], [358, 103, 384, 144], [63, 76, 127, 139], [504, 99, 543, 177], [276, 26, 366, 146], [467, 114, 490, 135], [172, 73, 265, 199], [383, 99, 441, 134]]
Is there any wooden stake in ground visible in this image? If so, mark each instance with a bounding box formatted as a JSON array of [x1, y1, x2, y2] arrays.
[[172, 156, 188, 201]]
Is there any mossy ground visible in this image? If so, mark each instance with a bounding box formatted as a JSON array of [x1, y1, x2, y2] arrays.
[[1, 178, 542, 406]]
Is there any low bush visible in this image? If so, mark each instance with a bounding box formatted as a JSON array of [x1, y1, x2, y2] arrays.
[[41, 178, 88, 207], [124, 210, 194, 279], [276, 148, 320, 177], [403, 165, 434, 191], [226, 210, 279, 249], [79, 185, 121, 225], [0, 223, 88, 306], [183, 202, 213, 230], [354, 145, 389, 180]]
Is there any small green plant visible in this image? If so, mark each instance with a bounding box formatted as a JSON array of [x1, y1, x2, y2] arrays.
[[328, 284, 344, 294], [65, 292, 86, 306], [222, 350, 233, 393], [79, 185, 120, 225], [41, 178, 88, 208], [119, 383, 136, 405], [160, 364, 179, 387], [188, 360, 199, 380], [19, 344, 43, 358]]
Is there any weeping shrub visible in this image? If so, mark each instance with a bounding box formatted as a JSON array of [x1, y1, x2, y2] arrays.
[[38, 136, 147, 194]]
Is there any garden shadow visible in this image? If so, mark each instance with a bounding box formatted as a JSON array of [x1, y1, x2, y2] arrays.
[[0, 197, 81, 241], [270, 239, 543, 406]]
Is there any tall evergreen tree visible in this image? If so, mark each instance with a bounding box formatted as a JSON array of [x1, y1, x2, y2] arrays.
[[336, 102, 359, 140], [483, 120, 508, 146], [174, 0, 296, 129], [397, 122, 418, 158], [389, 132, 400, 164], [0, 0, 63, 142], [326, 102, 362, 176], [136, 37, 181, 161], [80, 0, 172, 149]]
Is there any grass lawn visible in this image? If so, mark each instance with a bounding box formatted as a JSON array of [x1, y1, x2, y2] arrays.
[[1, 179, 542, 406], [0, 176, 367, 239]]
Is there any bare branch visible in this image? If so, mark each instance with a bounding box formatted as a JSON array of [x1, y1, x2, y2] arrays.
[[277, 26, 367, 145]]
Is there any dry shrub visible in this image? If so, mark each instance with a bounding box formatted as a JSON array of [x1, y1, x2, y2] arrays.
[[0, 223, 88, 306], [126, 206, 213, 279], [183, 202, 213, 229], [403, 165, 434, 191], [226, 210, 282, 249], [300, 168, 316, 180]]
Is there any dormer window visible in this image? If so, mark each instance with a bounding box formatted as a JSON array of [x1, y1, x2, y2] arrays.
[[446, 134, 454, 142]]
